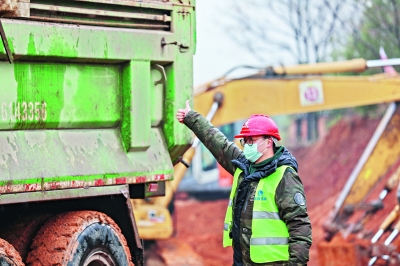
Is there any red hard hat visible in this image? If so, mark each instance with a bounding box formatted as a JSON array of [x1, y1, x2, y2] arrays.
[[234, 114, 281, 141]]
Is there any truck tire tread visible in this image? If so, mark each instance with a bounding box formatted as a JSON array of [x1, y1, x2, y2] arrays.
[[0, 214, 52, 262], [26, 210, 133, 266], [0, 238, 24, 266]]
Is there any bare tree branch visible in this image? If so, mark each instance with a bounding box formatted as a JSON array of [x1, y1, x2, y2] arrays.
[[221, 0, 351, 64]]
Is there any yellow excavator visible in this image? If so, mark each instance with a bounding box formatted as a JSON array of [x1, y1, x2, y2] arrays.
[[132, 56, 400, 246]]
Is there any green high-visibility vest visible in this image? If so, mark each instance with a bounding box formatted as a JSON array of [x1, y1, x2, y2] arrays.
[[223, 165, 290, 263]]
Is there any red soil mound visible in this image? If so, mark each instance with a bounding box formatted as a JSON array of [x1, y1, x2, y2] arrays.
[[292, 115, 381, 210]]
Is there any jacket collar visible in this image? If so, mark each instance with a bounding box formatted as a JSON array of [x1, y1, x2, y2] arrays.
[[231, 146, 298, 182]]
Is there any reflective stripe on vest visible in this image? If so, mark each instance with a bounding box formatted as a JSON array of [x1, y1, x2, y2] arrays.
[[222, 168, 242, 247], [250, 237, 289, 245], [228, 199, 233, 206], [250, 165, 290, 263], [224, 223, 230, 231], [253, 211, 280, 220]]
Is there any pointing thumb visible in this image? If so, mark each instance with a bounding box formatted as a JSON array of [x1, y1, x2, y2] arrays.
[[186, 100, 191, 111]]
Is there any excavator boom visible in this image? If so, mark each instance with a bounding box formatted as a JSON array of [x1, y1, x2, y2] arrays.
[[195, 75, 400, 127]]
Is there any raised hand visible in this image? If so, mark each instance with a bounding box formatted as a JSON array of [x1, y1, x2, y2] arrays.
[[176, 100, 191, 123]]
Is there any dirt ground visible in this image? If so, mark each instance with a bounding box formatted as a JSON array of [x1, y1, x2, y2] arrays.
[[146, 114, 384, 266]]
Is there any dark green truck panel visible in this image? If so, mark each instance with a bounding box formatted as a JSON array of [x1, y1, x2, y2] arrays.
[[0, 0, 195, 194]]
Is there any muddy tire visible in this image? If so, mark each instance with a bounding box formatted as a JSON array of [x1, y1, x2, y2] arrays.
[[0, 214, 52, 262], [0, 238, 24, 266], [26, 211, 133, 266]]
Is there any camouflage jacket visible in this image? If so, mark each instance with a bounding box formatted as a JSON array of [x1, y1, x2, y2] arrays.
[[184, 110, 312, 266]]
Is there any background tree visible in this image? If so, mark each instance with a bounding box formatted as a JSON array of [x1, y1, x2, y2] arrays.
[[333, 0, 400, 64], [329, 0, 400, 118], [223, 0, 356, 143], [224, 0, 353, 64]]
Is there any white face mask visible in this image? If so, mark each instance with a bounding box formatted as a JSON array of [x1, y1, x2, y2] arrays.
[[243, 139, 267, 163]]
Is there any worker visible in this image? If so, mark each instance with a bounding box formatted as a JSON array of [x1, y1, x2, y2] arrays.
[[176, 100, 312, 265]]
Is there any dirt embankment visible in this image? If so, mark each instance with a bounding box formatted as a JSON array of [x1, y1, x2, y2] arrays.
[[292, 115, 381, 210], [292, 115, 381, 265], [151, 115, 381, 266]]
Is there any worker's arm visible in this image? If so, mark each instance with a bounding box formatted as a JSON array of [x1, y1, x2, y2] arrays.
[[183, 110, 244, 175], [276, 169, 312, 264]]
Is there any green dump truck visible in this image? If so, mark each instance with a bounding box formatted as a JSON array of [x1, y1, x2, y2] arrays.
[[0, 1, 195, 265]]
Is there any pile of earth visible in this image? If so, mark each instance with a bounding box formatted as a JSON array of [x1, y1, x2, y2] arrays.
[[145, 113, 382, 266]]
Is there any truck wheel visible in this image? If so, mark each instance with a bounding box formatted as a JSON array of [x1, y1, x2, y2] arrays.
[[0, 214, 52, 261], [0, 238, 24, 266], [26, 211, 134, 266]]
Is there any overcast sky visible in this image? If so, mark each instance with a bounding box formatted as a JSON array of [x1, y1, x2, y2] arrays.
[[193, 0, 261, 87]]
